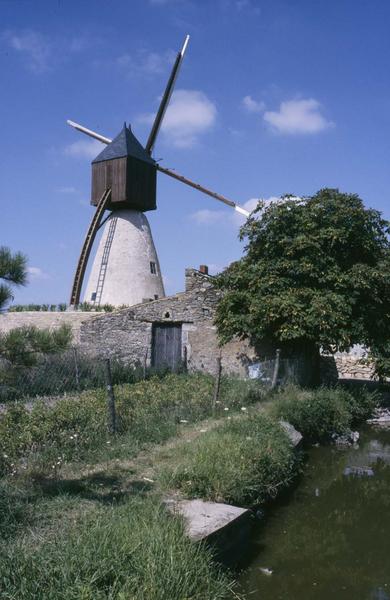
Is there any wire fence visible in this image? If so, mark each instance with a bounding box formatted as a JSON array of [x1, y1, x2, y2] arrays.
[[0, 348, 154, 405], [0, 345, 300, 410]]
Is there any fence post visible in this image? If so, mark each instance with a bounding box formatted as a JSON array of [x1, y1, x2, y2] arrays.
[[212, 353, 222, 417], [72, 347, 80, 390], [105, 358, 117, 434], [271, 348, 281, 390], [143, 348, 148, 380]]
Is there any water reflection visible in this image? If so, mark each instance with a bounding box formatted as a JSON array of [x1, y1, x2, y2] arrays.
[[239, 427, 390, 599]]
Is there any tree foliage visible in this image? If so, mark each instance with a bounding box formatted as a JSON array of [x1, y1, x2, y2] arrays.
[[0, 246, 27, 311], [215, 189, 390, 360]]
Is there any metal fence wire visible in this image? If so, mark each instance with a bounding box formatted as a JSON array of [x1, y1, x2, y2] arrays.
[[0, 346, 301, 407], [0, 348, 146, 404], [248, 356, 302, 387]]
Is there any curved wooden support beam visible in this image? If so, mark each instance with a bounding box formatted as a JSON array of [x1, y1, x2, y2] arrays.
[[69, 188, 111, 306]]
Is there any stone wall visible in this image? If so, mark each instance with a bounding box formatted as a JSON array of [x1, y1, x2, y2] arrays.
[[0, 270, 376, 381], [77, 268, 252, 375], [0, 311, 96, 344]]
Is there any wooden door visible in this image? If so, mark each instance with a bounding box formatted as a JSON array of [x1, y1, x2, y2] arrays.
[[152, 324, 182, 372]]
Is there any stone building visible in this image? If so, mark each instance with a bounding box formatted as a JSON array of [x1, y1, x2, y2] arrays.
[[78, 266, 255, 375], [0, 265, 374, 380]]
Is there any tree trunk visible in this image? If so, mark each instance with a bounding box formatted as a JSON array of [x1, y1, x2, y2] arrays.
[[295, 344, 321, 387]]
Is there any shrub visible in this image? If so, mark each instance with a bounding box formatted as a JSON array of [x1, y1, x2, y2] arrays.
[[0, 498, 236, 600], [161, 413, 297, 507], [271, 385, 378, 441]]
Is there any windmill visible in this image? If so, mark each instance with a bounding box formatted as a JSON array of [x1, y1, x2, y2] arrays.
[[67, 35, 250, 308]]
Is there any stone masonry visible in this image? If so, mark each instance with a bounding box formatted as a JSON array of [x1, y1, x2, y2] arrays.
[[0, 267, 375, 380], [78, 268, 255, 375]]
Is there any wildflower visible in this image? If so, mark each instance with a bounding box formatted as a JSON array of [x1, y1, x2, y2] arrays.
[[224, 407, 229, 411], [241, 407, 247, 411], [180, 419, 188, 424]]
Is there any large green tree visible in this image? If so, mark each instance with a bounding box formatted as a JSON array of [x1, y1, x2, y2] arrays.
[[215, 189, 390, 384], [0, 246, 27, 310]]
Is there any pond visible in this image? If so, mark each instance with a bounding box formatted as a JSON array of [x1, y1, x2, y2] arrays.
[[239, 426, 390, 599]]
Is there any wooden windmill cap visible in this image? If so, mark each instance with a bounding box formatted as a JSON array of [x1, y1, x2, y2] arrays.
[[92, 123, 156, 165]]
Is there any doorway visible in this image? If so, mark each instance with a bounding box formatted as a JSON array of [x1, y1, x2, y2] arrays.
[[151, 323, 183, 372]]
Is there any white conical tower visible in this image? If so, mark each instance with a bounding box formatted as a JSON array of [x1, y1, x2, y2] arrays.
[[84, 208, 165, 307]]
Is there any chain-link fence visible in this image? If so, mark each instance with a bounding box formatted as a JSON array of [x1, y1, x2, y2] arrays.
[[0, 344, 302, 409], [247, 355, 303, 387], [0, 348, 150, 405]]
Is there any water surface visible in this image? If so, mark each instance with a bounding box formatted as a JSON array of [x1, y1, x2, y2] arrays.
[[239, 427, 390, 599]]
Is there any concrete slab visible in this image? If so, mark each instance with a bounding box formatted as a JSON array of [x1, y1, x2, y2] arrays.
[[165, 497, 253, 566], [166, 498, 250, 542]]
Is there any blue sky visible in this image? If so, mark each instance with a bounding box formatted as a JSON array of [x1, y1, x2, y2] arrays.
[[1, 0, 389, 305]]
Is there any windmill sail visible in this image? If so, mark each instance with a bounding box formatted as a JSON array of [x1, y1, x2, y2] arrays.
[[145, 35, 190, 154]]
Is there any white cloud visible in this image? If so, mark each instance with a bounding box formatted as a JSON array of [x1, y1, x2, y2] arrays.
[[27, 267, 49, 280], [116, 48, 175, 75], [191, 209, 225, 225], [191, 196, 288, 227], [64, 139, 105, 160], [242, 95, 265, 114], [3, 30, 50, 73], [264, 99, 333, 134], [139, 89, 217, 148]]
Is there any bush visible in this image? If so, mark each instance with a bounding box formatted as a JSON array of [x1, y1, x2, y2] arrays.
[[271, 385, 379, 442], [161, 413, 297, 507], [0, 498, 236, 600]]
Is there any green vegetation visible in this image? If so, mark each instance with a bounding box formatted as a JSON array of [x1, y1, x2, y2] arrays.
[[8, 302, 119, 312], [271, 385, 379, 441], [160, 413, 297, 506], [0, 246, 27, 311], [0, 373, 265, 477], [0, 372, 263, 599], [0, 323, 72, 366], [216, 189, 390, 384], [0, 374, 379, 599], [0, 495, 235, 600]]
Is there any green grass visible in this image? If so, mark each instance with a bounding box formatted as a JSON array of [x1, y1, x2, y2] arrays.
[[160, 413, 298, 507], [270, 384, 379, 442], [0, 372, 265, 477], [0, 495, 236, 600], [0, 376, 379, 599]]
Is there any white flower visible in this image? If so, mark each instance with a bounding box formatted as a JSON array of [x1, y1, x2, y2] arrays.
[[241, 407, 247, 411], [224, 407, 229, 411]]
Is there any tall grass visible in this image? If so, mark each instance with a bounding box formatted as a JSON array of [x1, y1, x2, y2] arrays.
[[0, 373, 265, 476], [161, 413, 298, 507], [0, 497, 236, 600]]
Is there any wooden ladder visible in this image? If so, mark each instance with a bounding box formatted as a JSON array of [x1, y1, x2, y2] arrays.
[[69, 188, 111, 306], [92, 215, 118, 306]]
